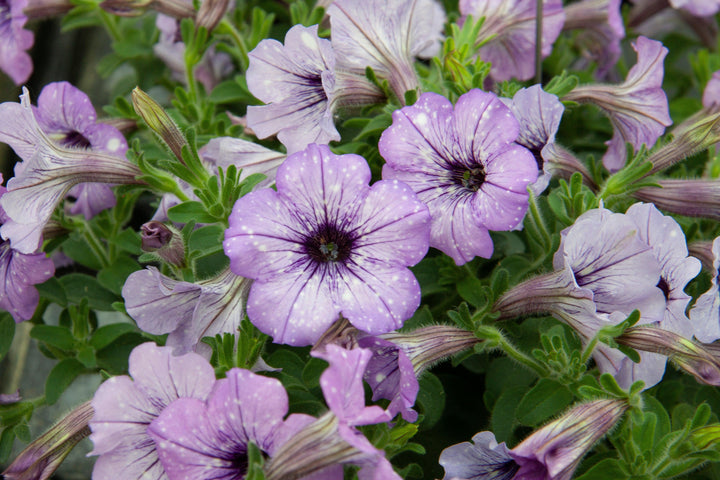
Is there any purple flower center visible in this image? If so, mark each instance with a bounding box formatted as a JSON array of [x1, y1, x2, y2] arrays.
[[0, 0, 10, 29], [452, 165, 486, 192], [230, 451, 249, 475], [60, 130, 92, 149], [657, 277, 670, 301], [304, 223, 354, 263]]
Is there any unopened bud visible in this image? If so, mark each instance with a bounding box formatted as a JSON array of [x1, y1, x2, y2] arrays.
[[100, 0, 193, 17], [2, 402, 93, 480], [633, 179, 720, 221], [132, 87, 188, 162], [196, 0, 229, 31], [689, 240, 715, 271], [141, 221, 185, 266]]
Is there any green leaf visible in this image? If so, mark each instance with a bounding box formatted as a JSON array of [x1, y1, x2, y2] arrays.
[[457, 275, 487, 309], [188, 224, 225, 257], [0, 314, 14, 362], [302, 357, 327, 389], [59, 274, 120, 311], [516, 378, 573, 426], [45, 358, 86, 405], [575, 459, 627, 480], [35, 277, 67, 307], [95, 332, 147, 374], [168, 201, 218, 224], [30, 324, 76, 351], [90, 323, 138, 350], [113, 228, 143, 255], [98, 256, 142, 295], [416, 372, 445, 430], [0, 428, 15, 464], [209, 77, 255, 104], [245, 441, 266, 480], [491, 386, 525, 442]]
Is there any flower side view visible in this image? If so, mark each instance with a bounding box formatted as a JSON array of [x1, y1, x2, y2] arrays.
[[0, 0, 34, 85], [379, 89, 538, 265], [224, 143, 431, 346]]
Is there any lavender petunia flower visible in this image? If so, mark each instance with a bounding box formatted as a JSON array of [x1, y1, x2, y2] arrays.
[[122, 267, 251, 356], [0, 177, 54, 323], [441, 399, 627, 480], [33, 81, 129, 219], [564, 36, 672, 172], [703, 71, 720, 110], [439, 431, 518, 480], [669, 0, 720, 17], [148, 368, 314, 480], [201, 136, 285, 188], [0, 88, 142, 254], [246, 24, 339, 153], [328, 0, 445, 102], [563, 0, 625, 78], [379, 89, 538, 265], [501, 85, 565, 194], [89, 342, 216, 480], [224, 143, 430, 346], [690, 236, 720, 344], [266, 345, 398, 480], [0, 0, 34, 85], [459, 0, 565, 82]]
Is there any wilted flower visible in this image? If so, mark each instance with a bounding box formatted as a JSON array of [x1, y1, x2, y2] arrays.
[[89, 343, 216, 480], [246, 24, 339, 153], [224, 143, 430, 346], [122, 267, 251, 356], [0, 88, 143, 254], [459, 0, 565, 82], [2, 402, 93, 480], [380, 89, 538, 265], [564, 36, 672, 172], [148, 368, 315, 479], [0, 0, 34, 85]]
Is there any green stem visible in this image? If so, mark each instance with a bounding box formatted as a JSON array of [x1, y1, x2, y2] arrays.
[[527, 190, 552, 249], [219, 19, 249, 70], [581, 334, 600, 364], [97, 10, 122, 43], [499, 335, 549, 376], [82, 223, 111, 268]]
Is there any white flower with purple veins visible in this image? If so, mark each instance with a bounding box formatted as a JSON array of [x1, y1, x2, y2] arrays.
[[32, 81, 129, 219], [0, 88, 142, 254], [89, 342, 216, 480], [328, 0, 445, 102], [459, 0, 565, 82], [148, 368, 314, 480], [224, 143, 431, 346], [246, 24, 339, 154], [122, 267, 251, 357], [379, 89, 538, 266], [0, 0, 34, 85], [564, 36, 672, 172]]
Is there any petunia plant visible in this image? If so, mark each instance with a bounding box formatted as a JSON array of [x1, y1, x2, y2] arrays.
[[4, 1, 720, 479]]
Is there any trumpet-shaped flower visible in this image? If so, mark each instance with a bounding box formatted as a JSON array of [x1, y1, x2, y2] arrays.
[[89, 342, 216, 480], [379, 89, 538, 265], [122, 267, 251, 357], [33, 81, 129, 219], [224, 143, 430, 346], [564, 36, 672, 171], [246, 24, 339, 153], [459, 0, 565, 82], [0, 0, 34, 85], [0, 88, 142, 254]]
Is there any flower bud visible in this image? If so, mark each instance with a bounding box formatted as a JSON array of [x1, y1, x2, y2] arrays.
[[196, 0, 228, 31], [633, 179, 720, 221], [131, 87, 188, 162], [140, 221, 185, 266], [2, 402, 93, 480]]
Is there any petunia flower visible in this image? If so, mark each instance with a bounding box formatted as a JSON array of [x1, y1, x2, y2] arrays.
[[563, 0, 625, 78], [122, 267, 251, 356], [0, 0, 34, 85], [224, 143, 431, 346], [328, 0, 445, 102], [459, 0, 565, 82], [379, 89, 538, 265], [32, 81, 129, 219], [148, 368, 315, 480], [0, 88, 143, 254], [440, 399, 627, 480], [690, 235, 720, 344], [89, 342, 216, 480], [358, 325, 480, 423], [201, 136, 285, 189], [493, 205, 669, 388], [669, 0, 720, 17], [246, 24, 339, 153], [563, 36, 672, 172], [265, 345, 398, 480]]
